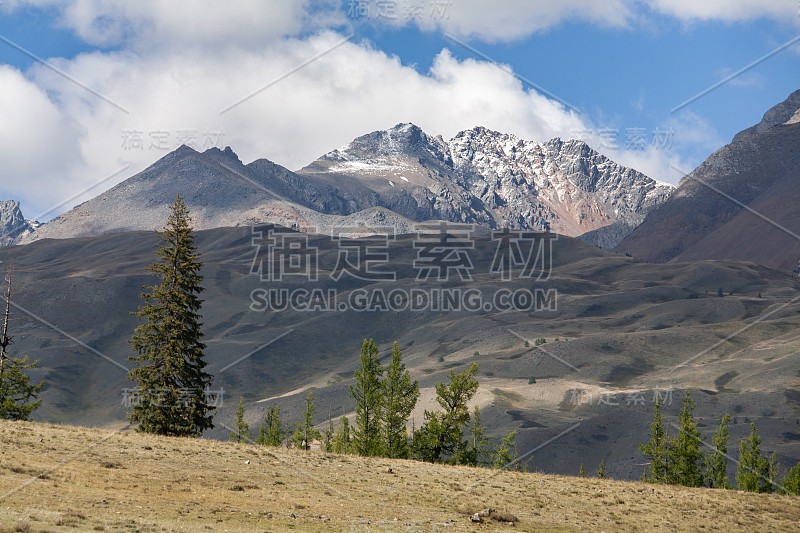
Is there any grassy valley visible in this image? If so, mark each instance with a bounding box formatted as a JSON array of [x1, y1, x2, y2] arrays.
[[1, 227, 799, 480]]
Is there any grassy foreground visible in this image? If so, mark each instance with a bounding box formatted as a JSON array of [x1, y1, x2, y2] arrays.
[[0, 420, 798, 532]]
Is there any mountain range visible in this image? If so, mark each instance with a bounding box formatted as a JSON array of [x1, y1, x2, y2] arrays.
[[13, 124, 673, 250], [6, 91, 800, 271]]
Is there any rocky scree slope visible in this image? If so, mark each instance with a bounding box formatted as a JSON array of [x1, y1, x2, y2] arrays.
[[615, 89, 800, 270]]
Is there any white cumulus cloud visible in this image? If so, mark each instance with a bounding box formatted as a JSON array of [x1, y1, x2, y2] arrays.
[[348, 0, 799, 42], [2, 0, 769, 218], [2, 28, 595, 217], [0, 66, 83, 216]]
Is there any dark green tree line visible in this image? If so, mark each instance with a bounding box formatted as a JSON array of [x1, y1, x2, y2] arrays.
[[639, 389, 799, 493], [252, 339, 525, 471]]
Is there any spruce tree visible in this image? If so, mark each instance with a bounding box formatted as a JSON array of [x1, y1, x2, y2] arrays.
[[0, 356, 41, 420], [492, 430, 521, 470], [579, 463, 586, 477], [460, 405, 493, 466], [291, 391, 321, 450], [381, 341, 419, 458], [322, 417, 335, 452], [128, 196, 214, 436], [781, 462, 800, 495], [257, 405, 286, 447], [704, 413, 731, 489], [670, 390, 703, 486], [597, 460, 606, 479], [350, 339, 383, 456], [639, 396, 669, 483], [765, 452, 780, 493], [333, 415, 352, 454], [230, 397, 250, 443], [0, 269, 42, 420], [412, 363, 479, 463], [736, 423, 776, 493]]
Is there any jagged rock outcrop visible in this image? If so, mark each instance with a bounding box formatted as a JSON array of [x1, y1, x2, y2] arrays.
[[0, 200, 33, 245], [299, 124, 672, 246], [298, 123, 498, 225], [447, 127, 672, 239]]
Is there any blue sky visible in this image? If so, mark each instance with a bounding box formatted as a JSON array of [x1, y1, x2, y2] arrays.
[[0, 0, 798, 220], [354, 5, 799, 169]]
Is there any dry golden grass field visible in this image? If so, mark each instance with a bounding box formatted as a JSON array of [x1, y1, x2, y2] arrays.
[[0, 420, 798, 532]]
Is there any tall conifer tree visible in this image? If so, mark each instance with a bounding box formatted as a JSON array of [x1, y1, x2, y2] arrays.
[[257, 405, 286, 447], [291, 391, 321, 450], [230, 397, 250, 443], [640, 396, 670, 483], [381, 341, 419, 458], [704, 413, 731, 489], [670, 391, 703, 486], [351, 338, 383, 456], [781, 462, 800, 495], [128, 196, 214, 436], [736, 423, 778, 493], [333, 415, 352, 454], [412, 363, 479, 463]]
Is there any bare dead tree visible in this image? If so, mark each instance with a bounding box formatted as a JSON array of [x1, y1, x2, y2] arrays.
[[0, 266, 12, 377], [0, 265, 42, 420]]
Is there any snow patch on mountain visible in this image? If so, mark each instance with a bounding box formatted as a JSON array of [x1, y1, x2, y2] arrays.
[[785, 108, 800, 126], [328, 160, 405, 174], [313, 123, 673, 247]]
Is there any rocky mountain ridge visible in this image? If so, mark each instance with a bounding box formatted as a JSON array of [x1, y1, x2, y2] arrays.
[[448, 127, 671, 240], [16, 124, 673, 248], [615, 89, 800, 270], [300, 123, 673, 244]]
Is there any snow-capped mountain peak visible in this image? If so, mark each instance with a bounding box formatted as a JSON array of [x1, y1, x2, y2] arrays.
[[304, 123, 673, 247]]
